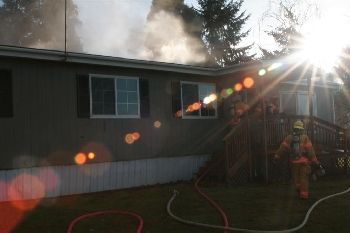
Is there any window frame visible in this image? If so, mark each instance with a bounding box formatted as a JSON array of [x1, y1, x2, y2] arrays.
[[279, 91, 317, 116], [89, 74, 140, 119], [180, 81, 217, 119]]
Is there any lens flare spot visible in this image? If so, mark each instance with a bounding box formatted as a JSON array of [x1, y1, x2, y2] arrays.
[[267, 63, 282, 71], [38, 168, 59, 192], [221, 89, 229, 98], [125, 134, 135, 144], [258, 68, 267, 76], [226, 88, 234, 95], [186, 104, 195, 112], [80, 142, 112, 162], [88, 152, 95, 160], [154, 120, 162, 128], [0, 181, 26, 233], [208, 93, 217, 102], [74, 153, 87, 165], [203, 94, 217, 104], [8, 174, 45, 211], [192, 102, 201, 110], [132, 132, 141, 141], [234, 83, 243, 92], [243, 77, 254, 89]]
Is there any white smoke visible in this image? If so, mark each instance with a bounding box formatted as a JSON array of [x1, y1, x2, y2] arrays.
[[75, 0, 206, 64], [140, 10, 206, 64], [76, 0, 149, 58]]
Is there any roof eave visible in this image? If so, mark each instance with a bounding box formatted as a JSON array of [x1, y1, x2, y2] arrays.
[[0, 46, 222, 76], [0, 46, 267, 77]]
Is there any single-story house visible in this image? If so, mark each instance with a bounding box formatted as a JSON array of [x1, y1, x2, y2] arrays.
[[0, 46, 342, 201]]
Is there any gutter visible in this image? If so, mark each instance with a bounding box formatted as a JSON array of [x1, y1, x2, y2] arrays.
[[0, 45, 262, 77]]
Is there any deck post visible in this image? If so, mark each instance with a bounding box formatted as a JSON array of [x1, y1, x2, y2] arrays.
[[308, 76, 315, 142]]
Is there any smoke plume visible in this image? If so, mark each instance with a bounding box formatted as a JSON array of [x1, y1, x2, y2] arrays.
[[76, 0, 206, 65], [139, 10, 206, 64], [0, 0, 207, 65], [0, 0, 82, 52]]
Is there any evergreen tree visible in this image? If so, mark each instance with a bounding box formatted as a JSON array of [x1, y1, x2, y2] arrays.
[[0, 0, 82, 52], [259, 0, 319, 59], [196, 0, 254, 66], [260, 2, 304, 59]]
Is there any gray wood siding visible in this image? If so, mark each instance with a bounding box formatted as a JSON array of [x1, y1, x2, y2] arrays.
[[0, 57, 227, 169], [0, 155, 210, 202]]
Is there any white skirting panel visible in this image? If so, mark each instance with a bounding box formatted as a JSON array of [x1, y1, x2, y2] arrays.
[[0, 155, 210, 202]]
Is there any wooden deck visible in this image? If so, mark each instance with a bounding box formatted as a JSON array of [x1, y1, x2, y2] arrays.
[[223, 114, 350, 184]]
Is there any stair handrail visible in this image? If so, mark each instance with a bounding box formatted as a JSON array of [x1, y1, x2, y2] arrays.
[[222, 117, 251, 183]]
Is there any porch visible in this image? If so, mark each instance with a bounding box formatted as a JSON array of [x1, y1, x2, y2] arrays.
[[205, 114, 350, 184]]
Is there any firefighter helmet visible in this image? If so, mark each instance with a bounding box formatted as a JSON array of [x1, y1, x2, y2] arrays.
[[293, 120, 304, 130]]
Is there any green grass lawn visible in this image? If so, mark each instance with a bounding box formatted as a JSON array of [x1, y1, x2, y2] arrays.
[[3, 176, 350, 233]]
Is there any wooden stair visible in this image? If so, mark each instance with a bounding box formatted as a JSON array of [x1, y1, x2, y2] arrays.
[[195, 114, 350, 185]]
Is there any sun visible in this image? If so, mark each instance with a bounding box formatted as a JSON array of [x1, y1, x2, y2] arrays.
[[298, 13, 350, 72]]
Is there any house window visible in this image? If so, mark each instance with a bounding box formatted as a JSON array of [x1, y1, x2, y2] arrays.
[[280, 93, 296, 115], [280, 92, 317, 116], [116, 78, 139, 115], [90, 75, 139, 118], [181, 82, 217, 118]]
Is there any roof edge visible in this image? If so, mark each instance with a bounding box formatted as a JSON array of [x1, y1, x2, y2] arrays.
[[0, 46, 264, 76]]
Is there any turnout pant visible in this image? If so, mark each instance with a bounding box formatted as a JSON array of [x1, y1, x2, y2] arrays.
[[291, 163, 311, 199]]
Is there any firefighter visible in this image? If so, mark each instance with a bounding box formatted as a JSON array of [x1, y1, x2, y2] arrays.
[[274, 120, 321, 199]]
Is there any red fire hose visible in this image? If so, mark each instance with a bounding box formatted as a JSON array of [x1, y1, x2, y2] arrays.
[[66, 210, 144, 233], [168, 158, 350, 232], [194, 157, 230, 232], [66, 158, 226, 233]]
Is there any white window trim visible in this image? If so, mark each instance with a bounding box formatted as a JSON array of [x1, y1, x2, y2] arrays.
[[89, 74, 140, 119], [180, 81, 217, 119], [279, 91, 317, 116]]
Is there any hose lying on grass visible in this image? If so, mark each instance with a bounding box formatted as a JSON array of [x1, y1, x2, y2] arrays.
[[66, 210, 144, 233], [167, 185, 350, 233], [194, 157, 229, 232]]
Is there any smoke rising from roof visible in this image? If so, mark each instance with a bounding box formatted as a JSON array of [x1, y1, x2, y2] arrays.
[[140, 10, 206, 64], [0, 0, 81, 52], [76, 0, 206, 65], [0, 0, 207, 65]]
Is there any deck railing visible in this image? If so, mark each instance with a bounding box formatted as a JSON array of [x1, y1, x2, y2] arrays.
[[223, 118, 251, 184], [265, 115, 348, 153], [223, 114, 350, 184]]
